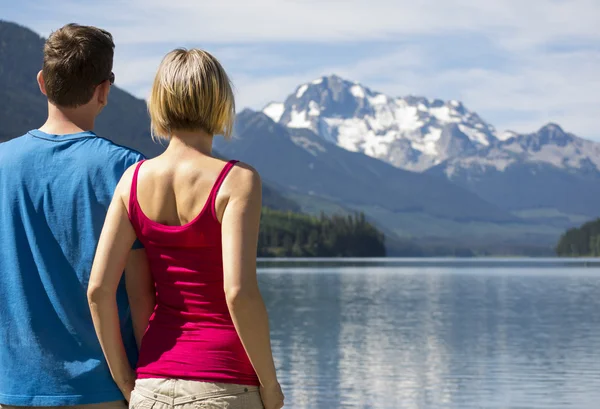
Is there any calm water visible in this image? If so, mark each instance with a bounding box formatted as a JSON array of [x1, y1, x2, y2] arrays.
[[258, 260, 600, 409]]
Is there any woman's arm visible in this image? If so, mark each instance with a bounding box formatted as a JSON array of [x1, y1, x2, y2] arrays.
[[87, 177, 137, 401], [221, 165, 284, 409], [125, 249, 155, 350]]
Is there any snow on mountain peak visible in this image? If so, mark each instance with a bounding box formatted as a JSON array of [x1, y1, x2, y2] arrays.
[[262, 74, 498, 171], [263, 102, 285, 123], [498, 130, 518, 141], [261, 75, 597, 175], [350, 84, 366, 99], [296, 84, 309, 98]]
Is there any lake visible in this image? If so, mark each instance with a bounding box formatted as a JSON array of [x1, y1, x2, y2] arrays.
[[258, 259, 600, 409]]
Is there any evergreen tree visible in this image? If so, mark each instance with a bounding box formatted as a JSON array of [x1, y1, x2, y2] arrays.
[[258, 208, 386, 257], [556, 218, 600, 256]]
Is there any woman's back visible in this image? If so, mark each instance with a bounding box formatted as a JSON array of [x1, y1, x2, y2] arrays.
[[132, 156, 232, 228], [88, 47, 283, 409], [127, 156, 259, 385]]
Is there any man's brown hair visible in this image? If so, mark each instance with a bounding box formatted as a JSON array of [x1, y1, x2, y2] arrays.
[[43, 23, 115, 107]]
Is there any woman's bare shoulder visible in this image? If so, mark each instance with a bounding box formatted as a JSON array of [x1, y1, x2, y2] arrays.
[[226, 161, 262, 198], [231, 161, 261, 185]]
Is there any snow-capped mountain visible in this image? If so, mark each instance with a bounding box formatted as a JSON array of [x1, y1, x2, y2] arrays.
[[263, 74, 501, 171], [264, 74, 600, 225], [263, 75, 600, 176]]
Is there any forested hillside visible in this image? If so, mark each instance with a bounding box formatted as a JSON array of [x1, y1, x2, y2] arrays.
[[258, 209, 385, 257], [556, 219, 600, 256]]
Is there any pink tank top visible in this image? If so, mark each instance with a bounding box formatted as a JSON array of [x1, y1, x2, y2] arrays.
[[128, 159, 259, 386]]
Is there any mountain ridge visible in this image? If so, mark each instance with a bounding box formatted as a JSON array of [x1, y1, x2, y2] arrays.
[[263, 74, 600, 227], [264, 74, 501, 171], [263, 74, 600, 174]]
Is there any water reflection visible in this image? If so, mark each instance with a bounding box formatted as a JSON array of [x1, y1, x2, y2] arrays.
[[260, 266, 600, 409]]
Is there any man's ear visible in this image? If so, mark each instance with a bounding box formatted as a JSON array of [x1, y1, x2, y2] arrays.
[[97, 81, 111, 107], [37, 71, 47, 96]]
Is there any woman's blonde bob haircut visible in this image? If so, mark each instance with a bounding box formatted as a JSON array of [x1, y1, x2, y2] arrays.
[[148, 48, 235, 141]]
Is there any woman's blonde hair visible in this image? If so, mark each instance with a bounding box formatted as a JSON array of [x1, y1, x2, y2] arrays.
[[148, 48, 235, 141]]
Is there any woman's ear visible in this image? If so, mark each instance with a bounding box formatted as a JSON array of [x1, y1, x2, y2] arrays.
[[37, 71, 47, 96]]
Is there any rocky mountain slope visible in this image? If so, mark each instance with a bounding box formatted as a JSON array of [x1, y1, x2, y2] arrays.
[[264, 75, 600, 227]]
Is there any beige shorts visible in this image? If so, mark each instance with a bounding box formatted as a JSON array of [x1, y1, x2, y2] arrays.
[[131, 378, 263, 409], [0, 401, 127, 409]]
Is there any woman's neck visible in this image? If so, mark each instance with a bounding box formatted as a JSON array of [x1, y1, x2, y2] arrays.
[[166, 129, 214, 157]]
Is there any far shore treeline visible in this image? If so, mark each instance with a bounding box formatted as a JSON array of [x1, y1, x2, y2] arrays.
[[556, 218, 600, 256], [258, 209, 386, 257]]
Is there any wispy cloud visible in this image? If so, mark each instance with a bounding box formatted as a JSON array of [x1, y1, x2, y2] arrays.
[[23, 0, 600, 45], [3, 0, 599, 139]]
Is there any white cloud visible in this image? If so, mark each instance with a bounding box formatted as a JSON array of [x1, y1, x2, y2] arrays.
[[10, 0, 597, 139], [112, 43, 599, 139], [111, 56, 160, 100], [418, 49, 600, 137], [111, 42, 303, 106], [23, 0, 600, 46], [229, 72, 327, 110]]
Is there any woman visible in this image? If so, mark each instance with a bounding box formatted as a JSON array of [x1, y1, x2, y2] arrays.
[[87, 48, 284, 409]]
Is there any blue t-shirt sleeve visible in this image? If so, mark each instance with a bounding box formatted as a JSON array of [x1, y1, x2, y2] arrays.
[[127, 152, 147, 251]]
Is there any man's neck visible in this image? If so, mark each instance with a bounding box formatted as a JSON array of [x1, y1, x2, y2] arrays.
[[38, 103, 96, 135]]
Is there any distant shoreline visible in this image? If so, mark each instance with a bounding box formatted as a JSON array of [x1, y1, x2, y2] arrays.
[[256, 257, 600, 269]]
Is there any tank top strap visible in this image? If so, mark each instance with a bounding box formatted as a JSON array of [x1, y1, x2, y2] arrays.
[[129, 159, 146, 217], [209, 160, 239, 220]]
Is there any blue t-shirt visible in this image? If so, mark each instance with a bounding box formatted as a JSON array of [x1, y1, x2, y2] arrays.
[[0, 130, 145, 406]]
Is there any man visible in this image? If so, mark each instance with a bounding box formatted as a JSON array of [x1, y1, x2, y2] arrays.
[[0, 24, 150, 409]]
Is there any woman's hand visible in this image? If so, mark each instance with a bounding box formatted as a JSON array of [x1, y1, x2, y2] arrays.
[[260, 381, 284, 409]]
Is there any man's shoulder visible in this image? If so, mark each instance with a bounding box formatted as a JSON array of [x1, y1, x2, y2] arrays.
[[0, 133, 37, 161], [0, 132, 145, 162], [88, 135, 146, 163], [80, 136, 146, 186], [0, 133, 33, 149]]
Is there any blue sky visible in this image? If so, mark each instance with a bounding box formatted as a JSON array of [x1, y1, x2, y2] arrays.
[[2, 0, 599, 139]]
